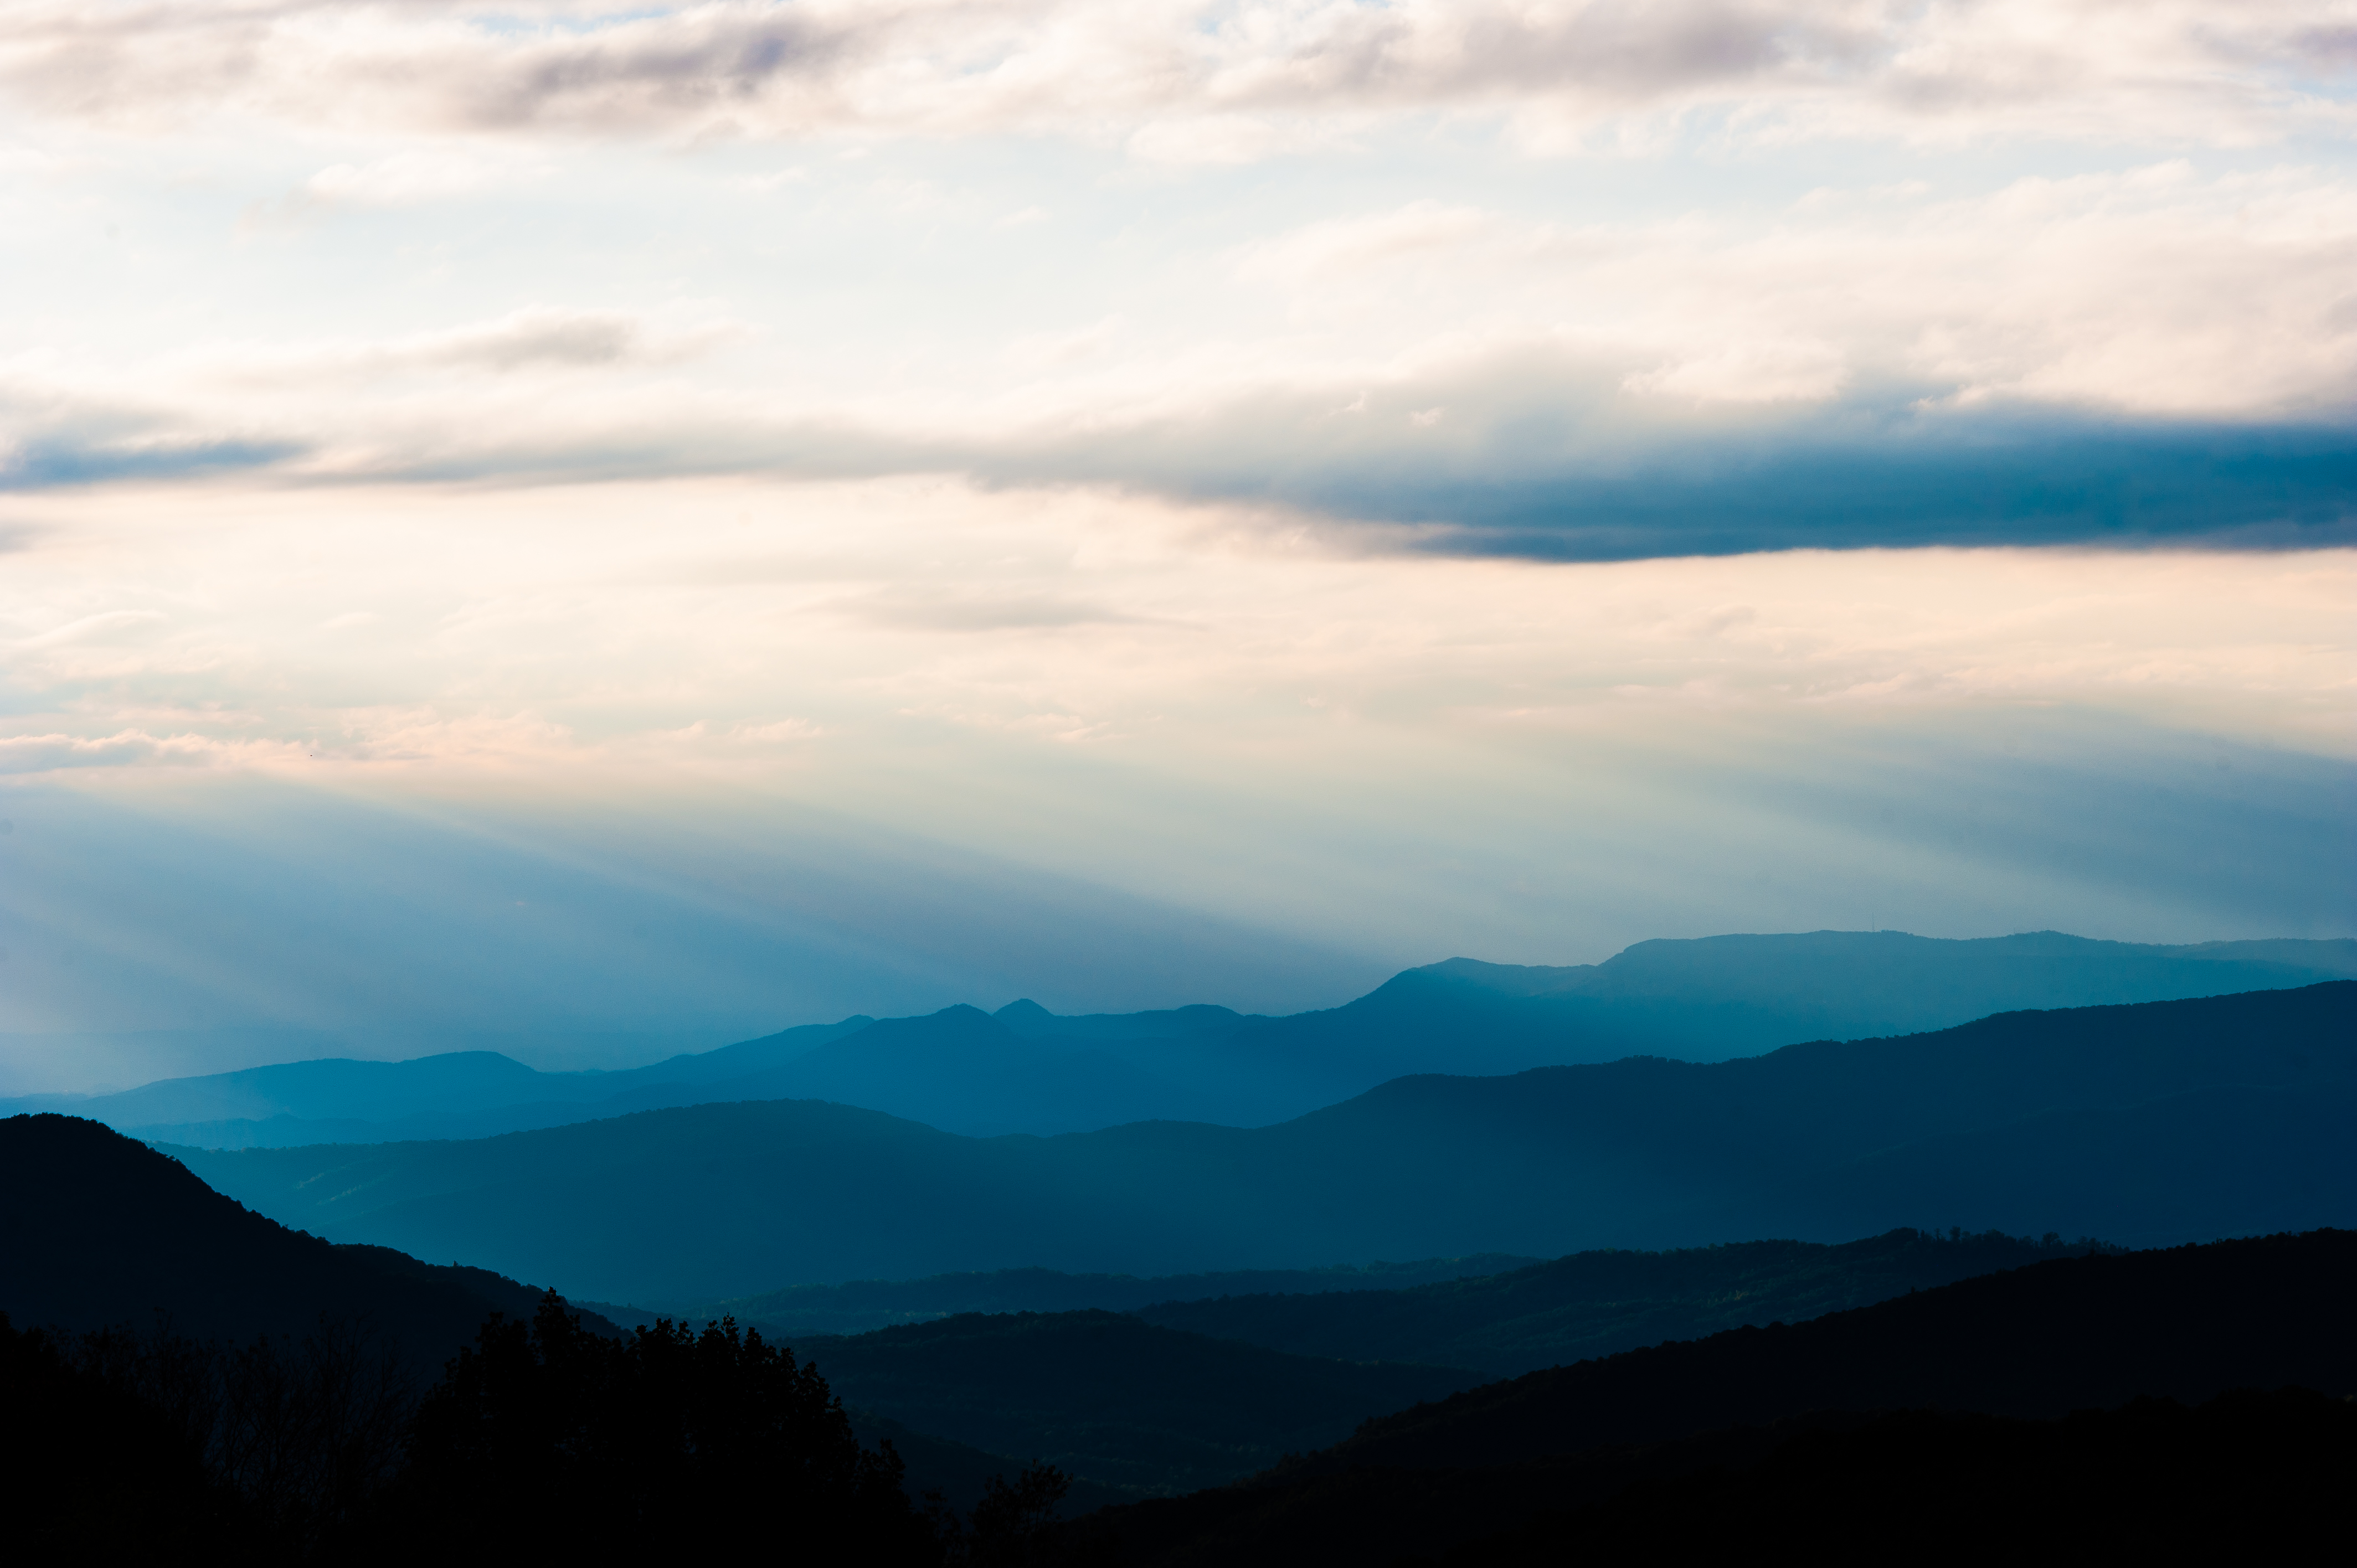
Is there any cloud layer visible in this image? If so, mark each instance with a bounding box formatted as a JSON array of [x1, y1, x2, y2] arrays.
[[4, 5, 2353, 556], [8, 157, 2355, 556], [4, 2, 2351, 150]]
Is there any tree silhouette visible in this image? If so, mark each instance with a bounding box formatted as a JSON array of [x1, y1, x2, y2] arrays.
[[383, 1293, 935, 1560]]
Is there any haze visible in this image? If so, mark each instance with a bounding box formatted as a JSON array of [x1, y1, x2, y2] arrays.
[[2, 2, 2352, 1089]]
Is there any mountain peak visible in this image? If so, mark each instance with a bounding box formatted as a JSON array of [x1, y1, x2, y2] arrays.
[[995, 999, 1055, 1022]]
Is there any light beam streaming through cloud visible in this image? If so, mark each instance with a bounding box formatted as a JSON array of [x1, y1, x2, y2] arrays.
[[0, 2, 2349, 1074]]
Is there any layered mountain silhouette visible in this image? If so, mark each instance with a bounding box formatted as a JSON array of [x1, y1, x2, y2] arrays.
[[662, 1231, 2116, 1495], [800, 1312, 1479, 1494], [1433, 1392, 2357, 1564], [25, 929, 2355, 1145], [1133, 1228, 2106, 1378], [0, 1113, 617, 1367], [169, 985, 2357, 1302], [0, 1017, 876, 1149], [1080, 1229, 2357, 1566], [596, 1255, 1540, 1339]]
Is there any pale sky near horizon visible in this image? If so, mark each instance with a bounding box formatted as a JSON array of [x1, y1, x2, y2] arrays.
[[2, 3, 2353, 1088]]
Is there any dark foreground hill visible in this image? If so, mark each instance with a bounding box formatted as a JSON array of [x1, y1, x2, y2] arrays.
[[41, 929, 2355, 1144], [173, 986, 2357, 1301], [801, 1312, 1478, 1494], [1433, 1393, 2356, 1564], [1080, 1230, 2357, 1567], [0, 1114, 617, 1368], [1135, 1228, 2104, 1377]]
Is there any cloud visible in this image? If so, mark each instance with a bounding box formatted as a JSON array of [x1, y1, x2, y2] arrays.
[[0, 729, 242, 773], [13, 610, 166, 648], [205, 307, 732, 380], [0, 2, 2348, 152], [973, 363, 2357, 558], [842, 590, 1145, 631], [7, 337, 2353, 560], [237, 148, 550, 229], [292, 151, 512, 210], [0, 436, 307, 488], [1231, 200, 1494, 282], [4, 162, 2353, 558]]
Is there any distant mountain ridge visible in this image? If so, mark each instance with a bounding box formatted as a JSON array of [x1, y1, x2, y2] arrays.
[[0, 1017, 876, 1148], [595, 1255, 1540, 1338], [22, 929, 2356, 1146], [168, 984, 2357, 1302], [1133, 1228, 2107, 1378]]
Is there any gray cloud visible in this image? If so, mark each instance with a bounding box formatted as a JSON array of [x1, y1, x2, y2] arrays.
[[0, 435, 307, 488], [946, 355, 2357, 559], [0, 2, 2344, 147], [7, 342, 2350, 560], [409, 308, 649, 371]]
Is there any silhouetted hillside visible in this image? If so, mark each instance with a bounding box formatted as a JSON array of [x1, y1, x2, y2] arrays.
[[30, 929, 2352, 1144], [1134, 1228, 2106, 1376], [1306, 1229, 2357, 1473], [0, 1114, 617, 1366], [845, 1407, 1133, 1517], [1079, 1230, 2357, 1567], [796, 1311, 1478, 1493], [1434, 1392, 2357, 1565], [171, 987, 2357, 1300], [600, 1255, 1539, 1337]]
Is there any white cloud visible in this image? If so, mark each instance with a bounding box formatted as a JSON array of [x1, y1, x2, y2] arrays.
[[294, 150, 516, 209], [13, 608, 166, 648], [1231, 200, 1494, 283], [0, 728, 263, 773]]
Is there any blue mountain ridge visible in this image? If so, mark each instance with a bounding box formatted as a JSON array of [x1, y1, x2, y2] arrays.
[[23, 929, 2354, 1147], [164, 984, 2357, 1302]]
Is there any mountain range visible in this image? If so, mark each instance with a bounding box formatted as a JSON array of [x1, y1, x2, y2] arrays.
[[799, 1312, 1478, 1495], [167, 983, 2357, 1302], [593, 1255, 1541, 1339], [1130, 1227, 2105, 1378], [20, 930, 2352, 1146], [0, 1110, 2091, 1506], [1082, 1228, 2357, 1566], [9, 1033, 2347, 1546], [665, 1229, 2117, 1495], [25, 1107, 2340, 1517]]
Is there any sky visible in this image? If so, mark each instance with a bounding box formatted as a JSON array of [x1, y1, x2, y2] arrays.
[[1, 2, 2353, 1089]]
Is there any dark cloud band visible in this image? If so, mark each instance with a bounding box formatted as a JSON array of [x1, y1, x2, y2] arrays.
[[1269, 421, 2357, 560]]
